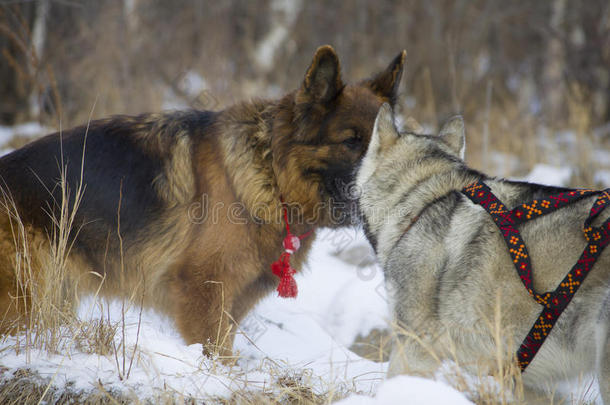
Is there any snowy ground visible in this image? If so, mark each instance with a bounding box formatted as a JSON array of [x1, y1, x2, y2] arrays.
[[0, 229, 473, 403]]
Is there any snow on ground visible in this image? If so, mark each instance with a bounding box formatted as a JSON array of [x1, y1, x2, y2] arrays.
[[334, 376, 472, 405], [0, 228, 476, 403]]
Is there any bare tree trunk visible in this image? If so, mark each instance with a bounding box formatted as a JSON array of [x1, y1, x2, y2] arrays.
[[124, 0, 139, 34], [596, 2, 610, 124], [253, 0, 302, 74], [121, 0, 139, 111], [543, 0, 566, 124], [29, 0, 49, 120]]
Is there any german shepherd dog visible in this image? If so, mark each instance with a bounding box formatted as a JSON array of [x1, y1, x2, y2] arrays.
[[357, 104, 610, 403], [0, 46, 406, 356]]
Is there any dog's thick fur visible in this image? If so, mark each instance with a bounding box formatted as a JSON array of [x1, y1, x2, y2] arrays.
[[0, 46, 406, 355], [357, 104, 610, 403]]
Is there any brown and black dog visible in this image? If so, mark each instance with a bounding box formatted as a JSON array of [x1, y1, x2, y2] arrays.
[[0, 45, 405, 355]]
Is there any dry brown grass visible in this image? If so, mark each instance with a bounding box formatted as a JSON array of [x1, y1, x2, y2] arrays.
[[0, 109, 91, 357], [1, 2, 608, 189], [0, 368, 354, 405], [410, 72, 609, 189], [0, 368, 131, 405]]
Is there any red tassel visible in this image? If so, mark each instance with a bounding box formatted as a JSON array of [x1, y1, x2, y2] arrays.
[[271, 253, 289, 277], [271, 254, 298, 298], [271, 199, 314, 299], [277, 267, 298, 298]]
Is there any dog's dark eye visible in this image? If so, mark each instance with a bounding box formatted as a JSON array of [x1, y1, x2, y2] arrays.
[[342, 129, 362, 149], [343, 136, 362, 149]]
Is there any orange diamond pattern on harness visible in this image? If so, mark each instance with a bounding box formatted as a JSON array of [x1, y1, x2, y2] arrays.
[[491, 206, 505, 215], [509, 244, 527, 263], [522, 201, 542, 219], [535, 292, 551, 307], [535, 315, 553, 337], [560, 274, 580, 294], [463, 180, 610, 372], [464, 183, 483, 196], [583, 226, 593, 241]]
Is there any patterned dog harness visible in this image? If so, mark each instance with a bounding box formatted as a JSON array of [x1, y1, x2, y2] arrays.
[[462, 181, 610, 371]]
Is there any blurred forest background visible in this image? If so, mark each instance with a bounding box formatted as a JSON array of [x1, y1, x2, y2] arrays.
[[0, 0, 609, 184]]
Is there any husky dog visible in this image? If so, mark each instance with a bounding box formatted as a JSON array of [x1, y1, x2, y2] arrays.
[[357, 104, 610, 403]]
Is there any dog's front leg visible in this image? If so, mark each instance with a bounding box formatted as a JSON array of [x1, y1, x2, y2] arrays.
[[169, 260, 238, 361], [387, 335, 439, 378]]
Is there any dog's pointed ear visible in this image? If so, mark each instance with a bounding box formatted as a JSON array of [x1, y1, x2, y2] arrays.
[[364, 50, 406, 106], [439, 115, 465, 159], [297, 45, 343, 105], [371, 103, 399, 153]]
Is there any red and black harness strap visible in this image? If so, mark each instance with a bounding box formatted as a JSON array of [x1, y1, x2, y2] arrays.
[[462, 180, 610, 371]]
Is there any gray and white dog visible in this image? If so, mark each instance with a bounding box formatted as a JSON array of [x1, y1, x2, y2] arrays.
[[356, 103, 610, 403]]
